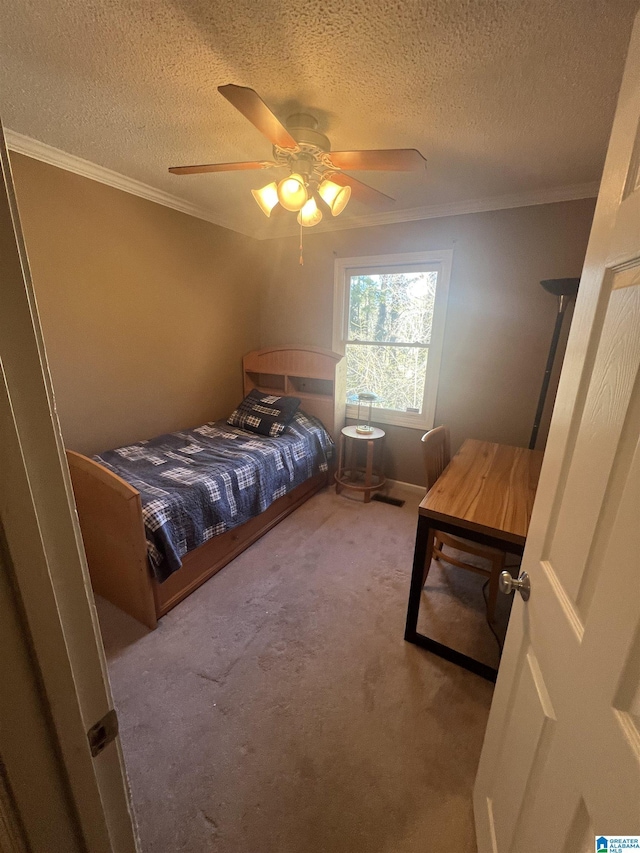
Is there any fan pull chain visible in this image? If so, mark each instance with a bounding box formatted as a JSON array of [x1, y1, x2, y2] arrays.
[[299, 221, 304, 266]]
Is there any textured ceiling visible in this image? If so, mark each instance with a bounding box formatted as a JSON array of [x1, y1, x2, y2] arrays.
[[0, 0, 637, 238]]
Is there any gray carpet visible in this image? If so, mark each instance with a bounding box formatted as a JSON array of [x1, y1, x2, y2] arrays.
[[97, 485, 495, 853]]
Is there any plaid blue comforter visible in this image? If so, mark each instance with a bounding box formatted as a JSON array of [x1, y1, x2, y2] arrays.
[[94, 411, 333, 582]]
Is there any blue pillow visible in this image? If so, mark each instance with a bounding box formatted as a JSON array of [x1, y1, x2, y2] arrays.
[[227, 389, 301, 437]]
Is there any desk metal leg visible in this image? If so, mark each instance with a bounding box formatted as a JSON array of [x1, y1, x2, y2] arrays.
[[404, 515, 431, 641], [404, 515, 499, 682]]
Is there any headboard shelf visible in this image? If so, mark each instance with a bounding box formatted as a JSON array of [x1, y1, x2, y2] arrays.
[[245, 371, 287, 394], [243, 346, 346, 442], [287, 375, 334, 398]]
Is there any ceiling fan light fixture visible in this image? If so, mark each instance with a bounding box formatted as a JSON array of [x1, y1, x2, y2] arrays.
[[297, 197, 323, 228], [318, 179, 351, 216], [251, 182, 279, 217], [277, 174, 308, 211]]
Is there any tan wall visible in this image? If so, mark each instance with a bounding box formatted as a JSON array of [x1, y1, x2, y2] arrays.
[[11, 153, 264, 456], [10, 152, 594, 484], [260, 199, 596, 484]]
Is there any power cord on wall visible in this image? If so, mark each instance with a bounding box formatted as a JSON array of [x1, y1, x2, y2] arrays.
[[482, 557, 522, 656], [482, 579, 504, 655]]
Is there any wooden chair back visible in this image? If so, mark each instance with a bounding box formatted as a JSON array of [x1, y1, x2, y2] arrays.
[[421, 426, 451, 491]]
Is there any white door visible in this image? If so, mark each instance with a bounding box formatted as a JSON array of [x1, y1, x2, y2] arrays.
[[474, 11, 640, 852], [0, 122, 138, 851]]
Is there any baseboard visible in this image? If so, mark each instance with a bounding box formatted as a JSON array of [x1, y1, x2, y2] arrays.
[[385, 478, 425, 496]]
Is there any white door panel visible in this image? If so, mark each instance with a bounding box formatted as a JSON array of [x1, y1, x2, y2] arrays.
[[489, 647, 556, 853], [474, 10, 640, 851], [0, 120, 138, 850], [561, 799, 596, 853], [548, 278, 640, 605]]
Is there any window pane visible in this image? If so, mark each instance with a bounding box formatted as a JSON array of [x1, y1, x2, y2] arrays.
[[348, 270, 438, 344], [346, 344, 429, 413]]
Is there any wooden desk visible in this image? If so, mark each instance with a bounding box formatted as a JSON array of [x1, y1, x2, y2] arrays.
[[404, 439, 543, 680]]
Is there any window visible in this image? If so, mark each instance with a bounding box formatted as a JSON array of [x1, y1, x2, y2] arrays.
[[333, 251, 452, 429]]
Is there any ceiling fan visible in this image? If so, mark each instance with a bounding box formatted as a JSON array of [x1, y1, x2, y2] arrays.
[[169, 84, 427, 228]]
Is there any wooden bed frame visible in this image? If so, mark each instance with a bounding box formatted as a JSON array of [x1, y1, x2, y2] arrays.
[[67, 346, 345, 630]]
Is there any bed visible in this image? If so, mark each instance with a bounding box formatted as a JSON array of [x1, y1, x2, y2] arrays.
[[68, 346, 346, 629]]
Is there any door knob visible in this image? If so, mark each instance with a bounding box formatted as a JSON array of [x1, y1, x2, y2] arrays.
[[499, 570, 531, 601]]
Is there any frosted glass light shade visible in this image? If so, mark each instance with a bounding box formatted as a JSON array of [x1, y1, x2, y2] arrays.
[[318, 179, 351, 216], [251, 182, 279, 217], [297, 197, 323, 227], [277, 174, 308, 211]]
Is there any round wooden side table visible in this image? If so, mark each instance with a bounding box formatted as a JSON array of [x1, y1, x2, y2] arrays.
[[335, 425, 386, 503]]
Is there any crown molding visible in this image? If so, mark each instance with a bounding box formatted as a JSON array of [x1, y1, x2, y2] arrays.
[[4, 128, 256, 238], [5, 128, 599, 241], [258, 180, 601, 239]]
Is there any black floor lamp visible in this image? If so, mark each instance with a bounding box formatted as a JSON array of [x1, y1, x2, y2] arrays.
[[529, 278, 580, 450]]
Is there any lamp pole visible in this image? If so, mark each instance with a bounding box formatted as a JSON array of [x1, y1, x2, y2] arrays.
[[529, 278, 580, 450]]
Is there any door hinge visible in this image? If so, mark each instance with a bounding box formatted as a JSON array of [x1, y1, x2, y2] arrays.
[[87, 708, 119, 758]]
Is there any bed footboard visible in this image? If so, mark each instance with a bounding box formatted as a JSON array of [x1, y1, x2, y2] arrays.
[[66, 450, 157, 630], [68, 454, 329, 631]]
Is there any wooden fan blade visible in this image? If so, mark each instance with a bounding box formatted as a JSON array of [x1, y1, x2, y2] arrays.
[[329, 149, 426, 171], [329, 172, 395, 206], [169, 161, 277, 175], [218, 84, 298, 149]]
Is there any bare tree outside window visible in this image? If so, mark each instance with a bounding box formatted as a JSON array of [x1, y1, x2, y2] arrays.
[[346, 271, 438, 412]]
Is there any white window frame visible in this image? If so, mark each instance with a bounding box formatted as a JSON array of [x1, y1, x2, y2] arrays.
[[332, 250, 452, 430]]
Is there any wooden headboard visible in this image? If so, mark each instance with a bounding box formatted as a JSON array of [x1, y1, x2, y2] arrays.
[[243, 346, 346, 442]]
